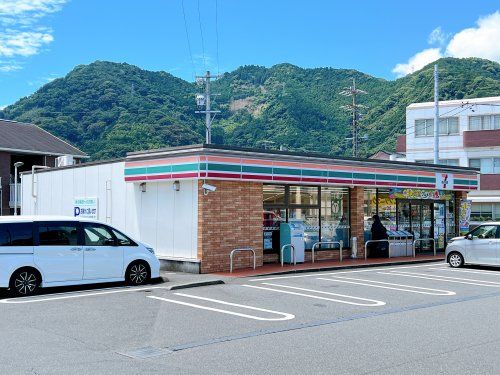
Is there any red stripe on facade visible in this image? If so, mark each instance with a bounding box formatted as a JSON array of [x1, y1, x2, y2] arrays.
[[273, 176, 302, 182], [124, 176, 147, 182], [206, 172, 242, 179], [301, 177, 329, 183], [147, 173, 172, 180], [353, 179, 377, 185], [241, 174, 272, 180], [327, 178, 353, 185]]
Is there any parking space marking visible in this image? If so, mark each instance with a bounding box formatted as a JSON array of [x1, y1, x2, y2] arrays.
[[147, 293, 295, 321], [317, 276, 456, 296], [428, 267, 500, 276], [250, 263, 445, 282], [242, 283, 386, 307], [0, 285, 169, 304], [381, 271, 500, 287]]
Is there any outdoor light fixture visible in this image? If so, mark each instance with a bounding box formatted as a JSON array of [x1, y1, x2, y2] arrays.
[[139, 182, 147, 193], [172, 180, 180, 191]]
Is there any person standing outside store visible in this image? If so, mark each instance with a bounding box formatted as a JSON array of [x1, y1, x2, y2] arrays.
[[370, 214, 389, 257]]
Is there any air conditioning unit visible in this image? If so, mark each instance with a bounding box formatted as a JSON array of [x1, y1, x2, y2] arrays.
[[56, 155, 74, 167]]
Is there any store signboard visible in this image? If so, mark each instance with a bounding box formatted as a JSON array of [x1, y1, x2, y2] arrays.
[[389, 188, 452, 200], [435, 172, 454, 190], [74, 197, 98, 219], [459, 199, 472, 235]]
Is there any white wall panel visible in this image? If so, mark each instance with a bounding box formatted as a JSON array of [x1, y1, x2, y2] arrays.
[[20, 161, 199, 261]]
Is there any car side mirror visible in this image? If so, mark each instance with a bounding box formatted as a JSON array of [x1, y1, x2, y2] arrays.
[[465, 234, 473, 240]]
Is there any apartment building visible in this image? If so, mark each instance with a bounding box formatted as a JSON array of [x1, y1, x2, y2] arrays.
[[397, 96, 500, 223]]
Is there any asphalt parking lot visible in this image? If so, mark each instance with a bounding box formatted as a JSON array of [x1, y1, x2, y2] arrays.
[[2, 262, 500, 375]]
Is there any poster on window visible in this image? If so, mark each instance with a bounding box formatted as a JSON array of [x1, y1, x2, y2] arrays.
[[74, 197, 98, 219], [459, 199, 472, 235]]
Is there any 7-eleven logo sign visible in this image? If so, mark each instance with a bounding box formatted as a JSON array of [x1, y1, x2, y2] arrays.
[[436, 173, 454, 190]]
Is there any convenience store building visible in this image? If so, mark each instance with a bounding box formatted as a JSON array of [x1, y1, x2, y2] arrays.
[[21, 144, 479, 273]]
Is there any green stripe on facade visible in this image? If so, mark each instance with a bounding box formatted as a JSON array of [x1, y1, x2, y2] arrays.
[[171, 163, 199, 172], [124, 167, 148, 176], [273, 167, 302, 176], [398, 175, 418, 182], [328, 171, 352, 179], [302, 169, 328, 177], [353, 172, 376, 180], [376, 174, 397, 181], [147, 165, 172, 174], [242, 165, 273, 174], [417, 176, 435, 183], [207, 163, 241, 173]]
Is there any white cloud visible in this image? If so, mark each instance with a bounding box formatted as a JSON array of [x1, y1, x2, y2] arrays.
[[0, 0, 66, 73], [393, 11, 500, 77], [446, 11, 500, 62], [428, 27, 448, 45], [392, 48, 443, 77]]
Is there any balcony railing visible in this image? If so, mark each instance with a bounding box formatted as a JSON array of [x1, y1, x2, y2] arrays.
[[9, 183, 21, 208]]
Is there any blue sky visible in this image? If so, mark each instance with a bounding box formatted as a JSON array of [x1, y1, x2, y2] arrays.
[[0, 0, 499, 107]]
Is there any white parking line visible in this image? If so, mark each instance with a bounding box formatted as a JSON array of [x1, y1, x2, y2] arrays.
[[250, 263, 445, 282], [242, 283, 386, 307], [428, 267, 500, 276], [381, 271, 500, 287], [147, 293, 295, 321], [0, 286, 169, 304], [317, 276, 456, 296]]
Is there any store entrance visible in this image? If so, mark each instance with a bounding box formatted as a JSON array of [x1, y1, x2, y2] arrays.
[[396, 199, 447, 254]]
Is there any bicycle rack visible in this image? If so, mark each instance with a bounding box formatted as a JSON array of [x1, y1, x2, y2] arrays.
[[311, 241, 343, 263], [229, 247, 256, 273], [364, 239, 391, 260], [281, 244, 296, 267], [413, 238, 436, 257]]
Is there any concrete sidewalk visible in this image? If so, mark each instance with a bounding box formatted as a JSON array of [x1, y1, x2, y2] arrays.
[[162, 255, 446, 288]]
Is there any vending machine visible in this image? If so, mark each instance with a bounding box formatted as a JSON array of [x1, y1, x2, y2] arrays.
[[280, 220, 305, 263]]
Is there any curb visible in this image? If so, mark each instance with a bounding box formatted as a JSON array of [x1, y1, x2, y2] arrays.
[[235, 258, 446, 278], [167, 280, 225, 290]]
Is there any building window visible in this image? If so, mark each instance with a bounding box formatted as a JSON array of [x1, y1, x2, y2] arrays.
[[415, 119, 434, 137], [320, 187, 349, 248], [468, 115, 500, 131], [415, 117, 459, 137], [439, 117, 459, 135], [469, 158, 500, 174], [263, 184, 286, 205], [471, 203, 493, 221]]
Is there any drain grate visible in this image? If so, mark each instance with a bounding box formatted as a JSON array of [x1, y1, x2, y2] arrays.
[[117, 346, 173, 359]]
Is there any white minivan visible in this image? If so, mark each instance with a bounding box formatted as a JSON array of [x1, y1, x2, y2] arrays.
[[445, 222, 500, 268], [0, 216, 160, 296]]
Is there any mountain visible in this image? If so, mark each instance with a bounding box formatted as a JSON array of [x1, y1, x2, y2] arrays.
[[1, 58, 499, 160]]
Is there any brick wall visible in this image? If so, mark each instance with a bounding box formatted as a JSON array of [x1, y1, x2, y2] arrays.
[[349, 186, 365, 258], [198, 180, 264, 273]]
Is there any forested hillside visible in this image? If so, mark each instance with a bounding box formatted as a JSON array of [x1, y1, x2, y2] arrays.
[[1, 58, 499, 160]]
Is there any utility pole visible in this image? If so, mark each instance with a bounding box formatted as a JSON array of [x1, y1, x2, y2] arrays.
[[195, 71, 221, 144], [340, 78, 367, 157], [433, 64, 439, 164]]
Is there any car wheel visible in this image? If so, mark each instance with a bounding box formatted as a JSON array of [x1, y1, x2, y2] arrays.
[[448, 252, 464, 268], [126, 261, 150, 285], [10, 268, 40, 296]]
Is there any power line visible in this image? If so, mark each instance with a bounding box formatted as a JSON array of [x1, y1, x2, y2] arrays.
[[180, 0, 196, 79], [197, 0, 206, 71]]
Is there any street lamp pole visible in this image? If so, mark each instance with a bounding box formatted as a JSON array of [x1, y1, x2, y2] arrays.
[[13, 162, 24, 216]]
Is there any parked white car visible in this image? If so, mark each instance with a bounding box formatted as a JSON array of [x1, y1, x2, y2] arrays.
[[445, 222, 500, 268], [0, 216, 160, 296]]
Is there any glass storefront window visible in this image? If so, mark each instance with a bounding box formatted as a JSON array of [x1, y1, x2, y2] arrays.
[[263, 184, 286, 205], [321, 187, 350, 248], [446, 199, 456, 240], [364, 189, 377, 241], [289, 186, 318, 206], [289, 208, 319, 250], [377, 190, 396, 231], [263, 208, 285, 251]]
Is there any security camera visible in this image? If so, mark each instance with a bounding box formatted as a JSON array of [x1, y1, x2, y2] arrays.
[[202, 183, 216, 192]]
